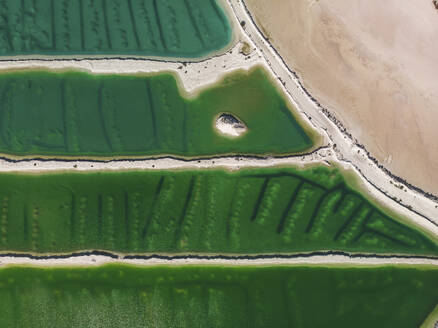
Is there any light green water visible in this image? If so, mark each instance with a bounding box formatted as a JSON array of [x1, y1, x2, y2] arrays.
[[0, 264, 436, 327], [0, 167, 435, 255], [0, 0, 231, 58], [0, 68, 314, 157]]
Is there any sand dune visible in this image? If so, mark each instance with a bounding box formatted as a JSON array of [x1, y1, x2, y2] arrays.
[[246, 0, 438, 195]]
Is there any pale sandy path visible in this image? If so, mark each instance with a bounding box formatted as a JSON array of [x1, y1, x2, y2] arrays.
[[0, 253, 437, 268], [245, 0, 438, 196], [0, 147, 331, 172], [0, 43, 262, 98]]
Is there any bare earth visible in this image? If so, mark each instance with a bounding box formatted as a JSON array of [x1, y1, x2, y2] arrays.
[[245, 0, 438, 195]]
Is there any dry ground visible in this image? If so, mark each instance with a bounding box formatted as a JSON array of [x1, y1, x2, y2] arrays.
[[246, 0, 438, 195]]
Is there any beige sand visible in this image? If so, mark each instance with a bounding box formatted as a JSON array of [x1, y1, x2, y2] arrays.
[[245, 0, 438, 195]]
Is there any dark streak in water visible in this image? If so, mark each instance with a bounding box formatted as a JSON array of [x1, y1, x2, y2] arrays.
[[97, 82, 114, 152], [102, 0, 112, 50], [305, 190, 330, 233], [353, 211, 374, 243], [226, 180, 239, 239], [142, 176, 165, 239], [145, 81, 158, 148], [209, 0, 227, 32], [78, 0, 85, 50], [124, 191, 130, 245], [250, 177, 270, 222], [334, 202, 365, 241], [367, 228, 411, 247], [277, 181, 304, 233], [152, 0, 167, 51], [333, 188, 347, 213], [202, 285, 209, 323], [97, 194, 103, 240], [20, 0, 25, 34], [183, 0, 205, 47], [23, 205, 28, 246], [182, 104, 188, 152], [51, 0, 56, 50], [174, 175, 195, 246], [127, 0, 141, 49], [60, 81, 68, 152], [0, 80, 11, 148], [246, 172, 328, 191], [69, 193, 76, 243]]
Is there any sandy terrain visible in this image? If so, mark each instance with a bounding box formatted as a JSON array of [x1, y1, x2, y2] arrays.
[[245, 0, 438, 195]]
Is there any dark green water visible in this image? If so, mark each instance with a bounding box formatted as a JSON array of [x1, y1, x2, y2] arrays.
[[0, 0, 231, 57], [0, 68, 313, 157], [0, 167, 435, 255], [0, 264, 436, 327]]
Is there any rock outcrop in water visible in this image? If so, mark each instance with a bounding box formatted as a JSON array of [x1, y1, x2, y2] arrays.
[[215, 113, 247, 137]]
